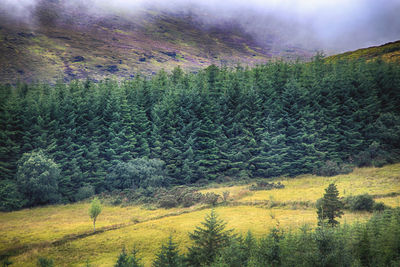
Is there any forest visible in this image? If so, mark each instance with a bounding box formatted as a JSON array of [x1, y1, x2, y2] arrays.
[[1, 56, 400, 210]]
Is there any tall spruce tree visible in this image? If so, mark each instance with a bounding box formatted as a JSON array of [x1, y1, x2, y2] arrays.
[[317, 183, 344, 227], [186, 210, 233, 266]]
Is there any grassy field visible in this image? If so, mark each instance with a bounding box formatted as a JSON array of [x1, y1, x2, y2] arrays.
[[1, 164, 399, 266]]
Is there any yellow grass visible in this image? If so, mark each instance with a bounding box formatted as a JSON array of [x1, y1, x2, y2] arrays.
[[201, 164, 400, 207], [0, 203, 196, 252], [1, 164, 399, 266], [8, 206, 371, 267], [377, 195, 400, 207]]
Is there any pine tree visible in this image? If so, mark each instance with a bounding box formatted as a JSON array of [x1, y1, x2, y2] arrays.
[[153, 236, 183, 267], [317, 183, 344, 227], [115, 247, 143, 267], [186, 210, 233, 266]]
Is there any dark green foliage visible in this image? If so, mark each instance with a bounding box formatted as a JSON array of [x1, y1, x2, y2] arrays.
[[317, 184, 344, 227], [153, 236, 183, 267], [0, 180, 25, 211], [249, 181, 285, 191], [115, 247, 143, 267], [343, 194, 388, 212], [1, 58, 400, 210], [212, 232, 255, 267], [16, 150, 61, 207], [1, 257, 12, 267], [315, 161, 353, 177], [343, 194, 375, 212], [252, 227, 285, 266], [37, 257, 54, 267], [186, 210, 234, 266], [158, 195, 179, 209], [373, 201, 387, 211], [74, 184, 95, 201], [105, 159, 169, 191]]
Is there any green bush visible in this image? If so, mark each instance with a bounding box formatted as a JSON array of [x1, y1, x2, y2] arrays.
[[37, 257, 54, 267], [372, 201, 387, 211], [16, 150, 61, 207], [74, 184, 95, 201], [158, 195, 179, 209], [315, 161, 353, 177], [344, 194, 375, 212], [0, 180, 25, 211]]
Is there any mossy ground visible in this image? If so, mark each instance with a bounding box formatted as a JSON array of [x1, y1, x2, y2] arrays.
[[1, 164, 399, 266]]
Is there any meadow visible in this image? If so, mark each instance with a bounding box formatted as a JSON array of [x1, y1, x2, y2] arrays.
[[1, 163, 399, 266]]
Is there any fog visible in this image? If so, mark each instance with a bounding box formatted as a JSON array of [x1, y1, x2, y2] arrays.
[[1, 0, 400, 52]]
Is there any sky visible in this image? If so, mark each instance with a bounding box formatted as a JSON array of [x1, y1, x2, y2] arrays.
[[1, 0, 400, 52]]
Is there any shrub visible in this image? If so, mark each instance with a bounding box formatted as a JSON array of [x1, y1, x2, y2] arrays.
[[16, 150, 61, 207], [155, 186, 204, 208], [373, 202, 387, 211], [158, 195, 179, 208], [74, 184, 95, 201], [37, 257, 54, 267], [202, 192, 220, 206], [222, 191, 230, 203], [182, 192, 203, 207], [249, 181, 285, 191], [315, 161, 353, 177], [344, 194, 375, 212]]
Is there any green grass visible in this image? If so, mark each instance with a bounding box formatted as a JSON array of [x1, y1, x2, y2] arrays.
[[1, 164, 399, 266]]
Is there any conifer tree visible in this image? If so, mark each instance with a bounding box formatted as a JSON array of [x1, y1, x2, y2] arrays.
[[317, 183, 344, 227], [186, 210, 233, 266], [153, 236, 183, 267]]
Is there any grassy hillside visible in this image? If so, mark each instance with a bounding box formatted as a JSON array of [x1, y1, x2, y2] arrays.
[[1, 164, 399, 266], [0, 1, 313, 84], [325, 40, 400, 63]]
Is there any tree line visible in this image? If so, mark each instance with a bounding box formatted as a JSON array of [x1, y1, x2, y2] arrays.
[[1, 56, 400, 209]]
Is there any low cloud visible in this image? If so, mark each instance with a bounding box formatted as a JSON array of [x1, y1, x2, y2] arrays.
[[1, 0, 399, 52]]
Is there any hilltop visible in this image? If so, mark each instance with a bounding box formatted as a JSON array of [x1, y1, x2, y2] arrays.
[[0, 1, 313, 84]]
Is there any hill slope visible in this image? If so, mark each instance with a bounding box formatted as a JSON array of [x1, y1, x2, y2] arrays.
[[326, 40, 400, 63], [0, 1, 313, 84], [1, 164, 399, 266]]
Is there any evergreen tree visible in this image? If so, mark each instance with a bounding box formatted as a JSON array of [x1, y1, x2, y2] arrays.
[[186, 210, 233, 266], [115, 247, 143, 267], [317, 183, 344, 227], [153, 236, 183, 267]]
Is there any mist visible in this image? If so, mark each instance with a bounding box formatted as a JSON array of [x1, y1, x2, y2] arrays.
[[1, 0, 399, 53]]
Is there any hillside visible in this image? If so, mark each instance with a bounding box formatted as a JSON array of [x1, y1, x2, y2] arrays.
[[0, 1, 313, 84], [1, 164, 399, 266], [325, 40, 400, 63]]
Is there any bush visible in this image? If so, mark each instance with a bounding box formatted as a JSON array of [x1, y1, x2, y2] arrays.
[[182, 192, 203, 207], [315, 161, 353, 177], [155, 186, 204, 208], [37, 257, 54, 267], [373, 202, 387, 211], [344, 194, 375, 212], [202, 192, 220, 206], [158, 195, 179, 208], [74, 184, 95, 201], [249, 181, 285, 191], [16, 150, 61, 207]]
